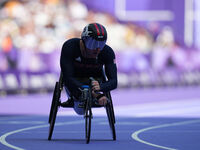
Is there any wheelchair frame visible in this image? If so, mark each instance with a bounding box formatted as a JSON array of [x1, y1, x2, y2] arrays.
[[48, 72, 116, 144]]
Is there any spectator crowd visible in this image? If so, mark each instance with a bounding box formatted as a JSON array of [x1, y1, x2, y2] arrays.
[[1, 0, 200, 91]]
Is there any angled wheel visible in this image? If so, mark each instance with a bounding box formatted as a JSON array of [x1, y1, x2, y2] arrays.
[[48, 82, 61, 140], [85, 89, 92, 144], [49, 82, 59, 123], [106, 102, 116, 140], [106, 92, 116, 124]]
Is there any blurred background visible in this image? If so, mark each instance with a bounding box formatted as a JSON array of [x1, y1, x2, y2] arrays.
[[0, 0, 200, 95]]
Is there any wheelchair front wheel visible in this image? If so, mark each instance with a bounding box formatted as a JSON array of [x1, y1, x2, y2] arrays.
[[85, 107, 92, 144], [85, 90, 92, 144]]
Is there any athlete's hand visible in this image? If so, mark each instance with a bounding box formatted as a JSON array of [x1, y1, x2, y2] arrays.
[[91, 91, 107, 106], [91, 90, 98, 98], [91, 80, 100, 91], [98, 96, 107, 106]]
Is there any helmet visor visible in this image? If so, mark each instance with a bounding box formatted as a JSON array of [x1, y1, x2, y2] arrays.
[[84, 37, 106, 50]]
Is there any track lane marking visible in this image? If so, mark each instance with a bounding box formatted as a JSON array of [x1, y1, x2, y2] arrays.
[[0, 121, 45, 124], [0, 120, 84, 150], [132, 119, 200, 150], [0, 118, 105, 150]]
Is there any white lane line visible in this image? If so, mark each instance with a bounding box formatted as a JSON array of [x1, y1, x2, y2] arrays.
[[0, 118, 105, 150], [0, 116, 31, 121], [99, 121, 151, 125], [0, 124, 51, 150], [0, 121, 45, 124], [132, 119, 200, 150]]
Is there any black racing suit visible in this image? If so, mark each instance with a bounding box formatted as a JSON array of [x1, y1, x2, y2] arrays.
[[60, 38, 117, 99]]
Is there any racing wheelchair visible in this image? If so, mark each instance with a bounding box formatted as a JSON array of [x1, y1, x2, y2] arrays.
[[48, 71, 116, 144]]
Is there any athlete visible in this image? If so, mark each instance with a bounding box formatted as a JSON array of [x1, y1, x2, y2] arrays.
[[60, 23, 117, 114]]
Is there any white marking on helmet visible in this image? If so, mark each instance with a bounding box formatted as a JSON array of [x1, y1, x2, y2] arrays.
[[82, 25, 92, 37], [98, 36, 103, 38]]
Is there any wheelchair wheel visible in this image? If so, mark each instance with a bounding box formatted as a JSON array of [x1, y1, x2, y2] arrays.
[[85, 90, 92, 144], [49, 82, 59, 123], [106, 103, 116, 140], [106, 92, 116, 124], [48, 82, 60, 140]]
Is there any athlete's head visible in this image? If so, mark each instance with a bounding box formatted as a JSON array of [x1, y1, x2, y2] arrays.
[[81, 23, 107, 58]]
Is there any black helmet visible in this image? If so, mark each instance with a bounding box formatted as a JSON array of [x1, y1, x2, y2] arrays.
[[81, 23, 107, 50]]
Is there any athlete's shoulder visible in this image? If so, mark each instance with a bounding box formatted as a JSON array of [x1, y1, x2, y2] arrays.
[[101, 44, 115, 57], [61, 38, 80, 57], [99, 44, 116, 64], [63, 38, 80, 47]]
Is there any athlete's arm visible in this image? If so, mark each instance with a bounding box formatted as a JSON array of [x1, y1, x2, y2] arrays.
[[99, 47, 118, 92], [60, 40, 83, 98]]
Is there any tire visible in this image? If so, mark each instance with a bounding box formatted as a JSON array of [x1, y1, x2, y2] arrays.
[[85, 108, 92, 144], [48, 82, 59, 123], [85, 90, 92, 144], [106, 92, 116, 124], [48, 82, 60, 140], [106, 103, 116, 140]]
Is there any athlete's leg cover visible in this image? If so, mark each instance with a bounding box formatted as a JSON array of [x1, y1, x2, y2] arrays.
[[73, 100, 85, 115], [64, 86, 85, 115]]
